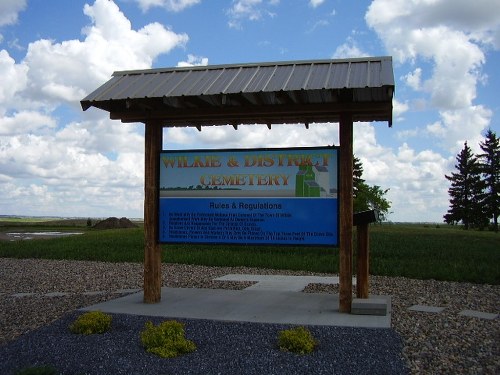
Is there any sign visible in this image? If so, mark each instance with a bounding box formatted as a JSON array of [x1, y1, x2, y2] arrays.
[[159, 146, 339, 245]]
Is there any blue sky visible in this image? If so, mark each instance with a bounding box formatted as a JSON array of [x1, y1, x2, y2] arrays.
[[0, 0, 499, 222]]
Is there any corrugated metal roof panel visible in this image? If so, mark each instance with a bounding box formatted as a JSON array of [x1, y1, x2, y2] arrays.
[[237, 65, 276, 93], [150, 71, 188, 97], [103, 74, 142, 100], [130, 72, 162, 98], [81, 57, 395, 126], [223, 66, 251, 93], [348, 62, 369, 88], [202, 67, 242, 94], [327, 62, 350, 89], [264, 64, 292, 91], [304, 63, 331, 90], [281, 64, 310, 91]]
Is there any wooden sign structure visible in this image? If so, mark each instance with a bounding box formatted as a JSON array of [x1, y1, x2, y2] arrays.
[[81, 57, 394, 313]]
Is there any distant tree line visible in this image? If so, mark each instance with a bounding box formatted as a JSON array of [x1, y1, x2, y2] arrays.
[[444, 129, 499, 231]]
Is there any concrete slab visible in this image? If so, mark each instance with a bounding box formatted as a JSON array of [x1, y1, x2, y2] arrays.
[[459, 310, 498, 320], [82, 291, 106, 296], [215, 274, 356, 292], [244, 280, 310, 292], [216, 274, 342, 284], [352, 298, 388, 316], [82, 287, 391, 328], [44, 292, 70, 297], [114, 288, 141, 294], [408, 305, 445, 313]]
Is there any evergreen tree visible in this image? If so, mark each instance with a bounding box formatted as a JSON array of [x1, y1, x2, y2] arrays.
[[444, 142, 485, 229], [478, 129, 500, 231], [353, 155, 365, 197]]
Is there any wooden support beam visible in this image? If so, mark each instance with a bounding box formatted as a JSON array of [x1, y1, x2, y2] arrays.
[[143, 121, 163, 303], [109, 101, 393, 125], [339, 113, 353, 313], [353, 210, 377, 298], [356, 223, 369, 298]]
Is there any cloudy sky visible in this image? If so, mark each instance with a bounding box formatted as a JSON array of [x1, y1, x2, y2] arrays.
[[0, 0, 499, 222]]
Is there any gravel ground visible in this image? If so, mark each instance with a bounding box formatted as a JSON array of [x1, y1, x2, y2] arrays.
[[0, 312, 407, 375], [0, 258, 499, 374]]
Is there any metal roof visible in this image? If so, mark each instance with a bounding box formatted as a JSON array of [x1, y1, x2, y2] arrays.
[[81, 56, 394, 127]]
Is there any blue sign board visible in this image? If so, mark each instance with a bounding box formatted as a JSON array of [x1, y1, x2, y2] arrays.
[[159, 146, 339, 246]]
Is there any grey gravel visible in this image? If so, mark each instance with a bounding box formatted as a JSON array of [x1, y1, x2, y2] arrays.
[[306, 276, 500, 374], [0, 258, 499, 374], [0, 312, 407, 375]]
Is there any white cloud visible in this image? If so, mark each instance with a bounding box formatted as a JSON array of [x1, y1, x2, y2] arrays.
[[177, 54, 209, 67], [332, 38, 367, 59], [332, 43, 364, 59], [307, 19, 329, 33], [309, 0, 325, 8], [133, 0, 201, 12], [164, 122, 340, 150], [366, 0, 496, 153], [19, 0, 188, 106], [0, 50, 28, 107], [352, 123, 451, 222], [227, 0, 278, 29], [366, 0, 500, 33], [361, 0, 500, 220], [395, 128, 419, 141], [403, 68, 422, 90], [56, 118, 144, 155], [0, 0, 189, 217], [0, 111, 56, 136], [0, 0, 26, 27], [0, 127, 145, 216], [392, 99, 409, 122], [425, 105, 492, 153]]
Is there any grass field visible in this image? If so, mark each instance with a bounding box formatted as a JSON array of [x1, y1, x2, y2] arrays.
[[0, 219, 498, 284]]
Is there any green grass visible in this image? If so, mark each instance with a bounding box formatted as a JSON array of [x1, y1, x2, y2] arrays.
[[368, 224, 499, 284], [163, 243, 337, 273], [0, 228, 145, 262], [0, 221, 498, 284], [0, 217, 64, 224]]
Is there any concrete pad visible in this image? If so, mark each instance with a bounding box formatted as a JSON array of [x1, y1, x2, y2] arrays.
[[244, 280, 310, 292], [352, 298, 388, 316], [114, 288, 141, 294], [216, 274, 341, 284], [12, 293, 35, 298], [82, 287, 391, 328], [408, 305, 445, 313], [82, 291, 106, 296], [44, 292, 70, 297], [215, 274, 356, 292], [459, 310, 498, 320]]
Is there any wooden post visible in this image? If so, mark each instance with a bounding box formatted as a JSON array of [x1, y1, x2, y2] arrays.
[[356, 223, 369, 298], [143, 121, 163, 303], [339, 113, 353, 313]]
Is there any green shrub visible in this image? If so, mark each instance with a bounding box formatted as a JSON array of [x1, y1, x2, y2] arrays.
[[69, 311, 112, 335], [15, 365, 57, 375], [278, 326, 317, 354], [140, 320, 196, 358]]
